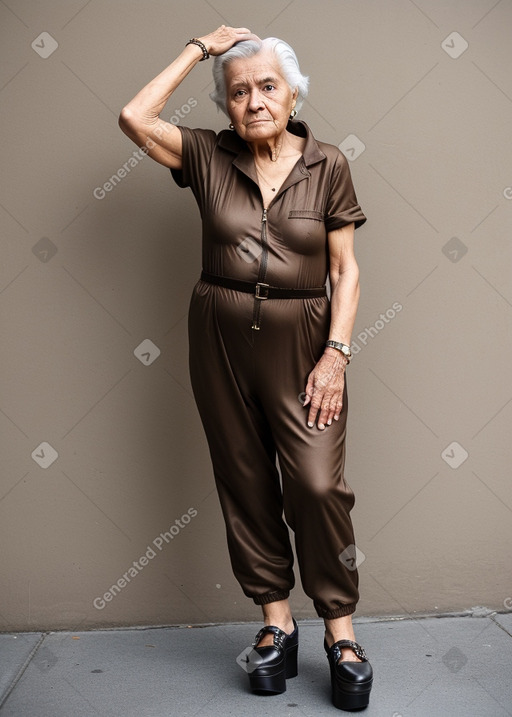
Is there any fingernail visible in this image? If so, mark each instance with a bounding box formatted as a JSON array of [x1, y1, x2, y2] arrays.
[[318, 423, 325, 430], [334, 415, 339, 421], [307, 421, 314, 428], [327, 419, 332, 425]]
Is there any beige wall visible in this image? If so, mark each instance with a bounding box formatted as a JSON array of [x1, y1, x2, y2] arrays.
[[1, 0, 511, 631]]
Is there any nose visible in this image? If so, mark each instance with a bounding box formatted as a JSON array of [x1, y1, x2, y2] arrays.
[[247, 88, 264, 112]]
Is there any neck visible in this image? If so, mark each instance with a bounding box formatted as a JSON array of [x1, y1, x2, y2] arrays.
[[248, 130, 290, 163]]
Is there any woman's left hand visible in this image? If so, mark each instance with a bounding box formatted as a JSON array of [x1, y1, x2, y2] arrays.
[[303, 349, 348, 429]]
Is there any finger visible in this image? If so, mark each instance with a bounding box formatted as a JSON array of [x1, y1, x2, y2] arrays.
[[334, 376, 346, 420], [318, 389, 341, 429], [317, 401, 331, 430], [231, 28, 254, 41], [303, 375, 314, 408], [308, 383, 327, 427], [307, 398, 321, 428], [326, 394, 342, 426], [333, 396, 343, 422]]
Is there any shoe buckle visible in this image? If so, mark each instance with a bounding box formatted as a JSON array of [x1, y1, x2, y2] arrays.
[[353, 644, 367, 660], [332, 640, 367, 662], [252, 628, 266, 647], [252, 625, 286, 649]]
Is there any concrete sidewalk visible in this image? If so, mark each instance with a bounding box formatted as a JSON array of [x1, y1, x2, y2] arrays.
[[1, 611, 511, 716]]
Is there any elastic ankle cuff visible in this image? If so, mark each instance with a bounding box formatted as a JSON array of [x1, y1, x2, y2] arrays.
[[315, 602, 357, 619], [252, 589, 290, 606]]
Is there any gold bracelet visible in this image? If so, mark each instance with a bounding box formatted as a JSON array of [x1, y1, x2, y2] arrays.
[[186, 38, 209, 61]]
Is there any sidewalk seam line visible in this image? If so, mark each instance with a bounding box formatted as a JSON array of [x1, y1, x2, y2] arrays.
[[491, 614, 512, 638], [0, 633, 48, 710]]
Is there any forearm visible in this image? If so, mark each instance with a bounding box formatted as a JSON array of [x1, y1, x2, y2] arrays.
[[118, 26, 253, 168], [120, 25, 254, 126], [120, 43, 203, 125], [304, 265, 359, 426], [326, 265, 360, 351]]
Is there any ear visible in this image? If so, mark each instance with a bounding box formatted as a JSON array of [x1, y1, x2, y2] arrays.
[[292, 87, 299, 103]]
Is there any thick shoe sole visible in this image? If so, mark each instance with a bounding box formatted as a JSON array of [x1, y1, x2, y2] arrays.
[[249, 669, 286, 694], [331, 681, 373, 710], [329, 659, 372, 710], [330, 670, 373, 710], [249, 644, 298, 695]]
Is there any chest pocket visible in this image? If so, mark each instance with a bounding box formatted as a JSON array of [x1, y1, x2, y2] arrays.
[[285, 209, 327, 255], [288, 210, 324, 221]]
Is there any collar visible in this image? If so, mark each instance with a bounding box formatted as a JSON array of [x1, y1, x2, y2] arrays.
[[217, 119, 326, 179]]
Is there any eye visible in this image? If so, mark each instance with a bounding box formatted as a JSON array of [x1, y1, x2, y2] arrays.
[[234, 89, 246, 98], [263, 84, 275, 92]]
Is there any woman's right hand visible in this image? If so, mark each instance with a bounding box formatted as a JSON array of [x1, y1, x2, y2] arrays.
[[198, 25, 260, 56]]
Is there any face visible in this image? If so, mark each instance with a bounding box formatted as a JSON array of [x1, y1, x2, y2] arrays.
[[224, 51, 298, 144]]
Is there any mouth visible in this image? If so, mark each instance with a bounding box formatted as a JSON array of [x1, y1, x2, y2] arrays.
[[247, 119, 270, 125]]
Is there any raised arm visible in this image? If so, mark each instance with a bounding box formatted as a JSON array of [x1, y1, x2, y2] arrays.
[[118, 26, 254, 169]]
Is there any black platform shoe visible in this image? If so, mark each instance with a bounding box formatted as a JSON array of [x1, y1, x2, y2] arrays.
[[247, 619, 299, 695], [324, 638, 373, 711]]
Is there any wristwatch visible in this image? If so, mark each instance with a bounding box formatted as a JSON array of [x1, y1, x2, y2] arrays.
[[325, 340, 352, 359]]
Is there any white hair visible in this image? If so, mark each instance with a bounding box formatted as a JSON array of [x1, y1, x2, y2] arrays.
[[209, 37, 309, 117]]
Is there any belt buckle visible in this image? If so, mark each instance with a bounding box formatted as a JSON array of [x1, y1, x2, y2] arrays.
[[255, 282, 270, 300]]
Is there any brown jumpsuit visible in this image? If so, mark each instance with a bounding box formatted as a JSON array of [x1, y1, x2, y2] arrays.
[[170, 120, 367, 619]]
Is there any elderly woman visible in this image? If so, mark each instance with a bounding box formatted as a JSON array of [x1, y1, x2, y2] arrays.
[[119, 25, 372, 711]]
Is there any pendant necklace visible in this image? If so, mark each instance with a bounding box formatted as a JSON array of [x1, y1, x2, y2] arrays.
[[256, 169, 277, 192], [255, 157, 281, 193], [254, 140, 283, 192]]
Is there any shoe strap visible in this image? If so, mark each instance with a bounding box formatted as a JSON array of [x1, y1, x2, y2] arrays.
[[252, 624, 287, 650], [330, 639, 368, 663]]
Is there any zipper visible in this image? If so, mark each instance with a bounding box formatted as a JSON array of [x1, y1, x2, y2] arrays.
[[260, 208, 268, 278], [251, 207, 269, 330]]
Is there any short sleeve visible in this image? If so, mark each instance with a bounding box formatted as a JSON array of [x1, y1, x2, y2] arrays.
[[324, 151, 367, 232], [169, 126, 217, 206]]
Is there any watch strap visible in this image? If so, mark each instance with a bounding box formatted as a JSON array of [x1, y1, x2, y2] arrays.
[[325, 340, 352, 359]]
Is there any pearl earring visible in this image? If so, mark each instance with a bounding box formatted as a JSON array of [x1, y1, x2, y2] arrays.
[[229, 123, 235, 130], [289, 109, 297, 119]]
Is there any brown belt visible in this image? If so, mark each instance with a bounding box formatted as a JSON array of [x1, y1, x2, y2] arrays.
[[200, 271, 327, 300]]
